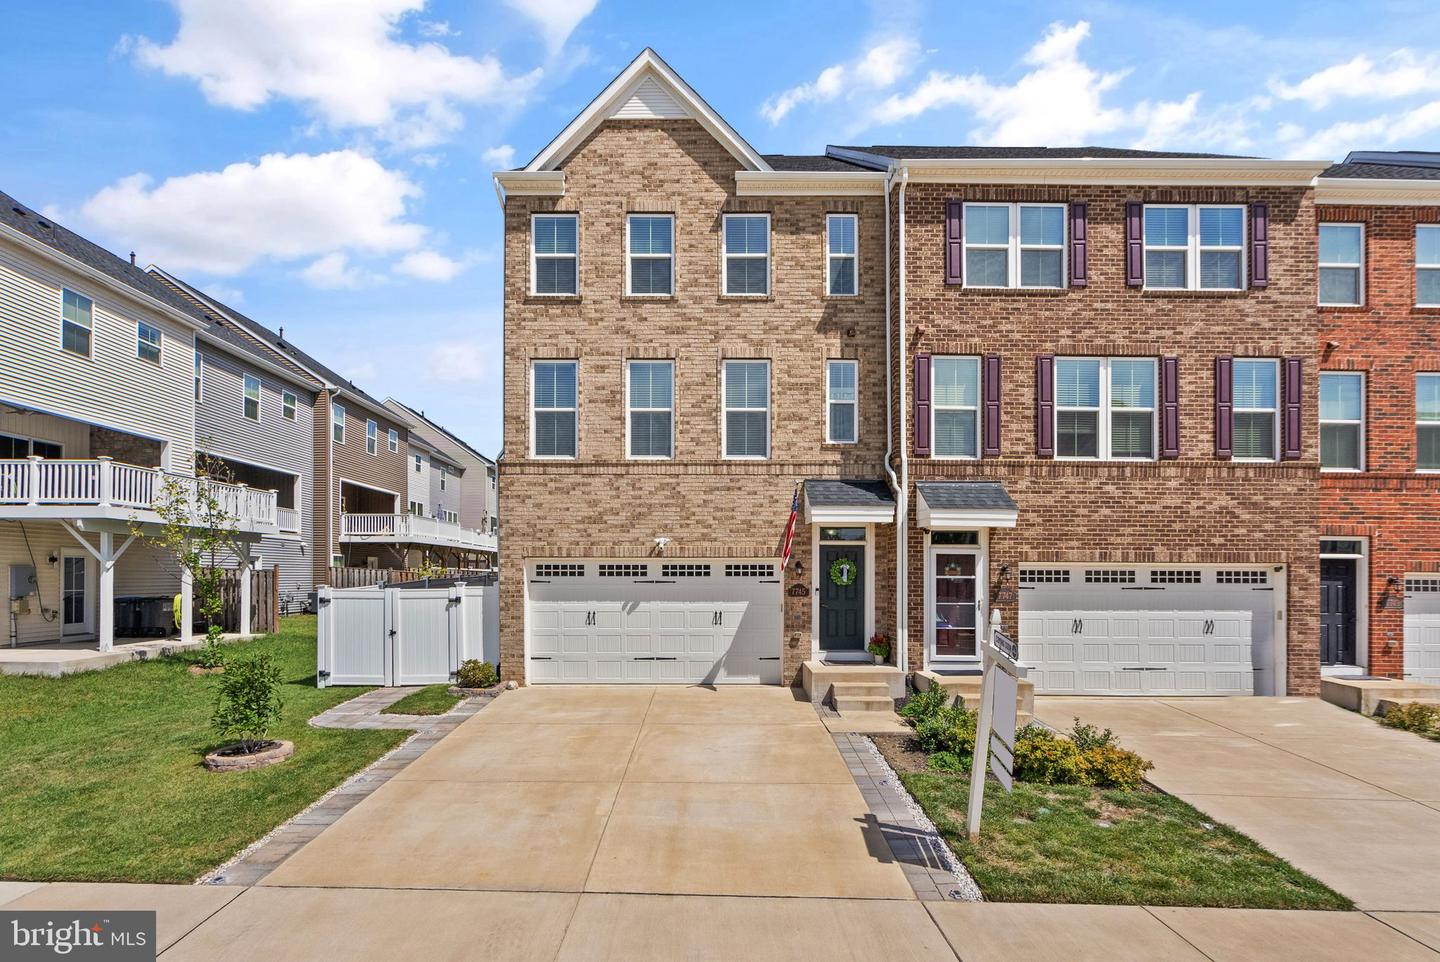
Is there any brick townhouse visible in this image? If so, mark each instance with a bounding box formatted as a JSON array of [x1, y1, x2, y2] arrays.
[[1314, 151, 1440, 685], [494, 48, 1362, 699]]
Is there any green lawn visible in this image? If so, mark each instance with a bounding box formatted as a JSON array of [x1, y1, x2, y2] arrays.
[[896, 765, 1352, 910], [0, 616, 407, 883], [381, 685, 463, 716]]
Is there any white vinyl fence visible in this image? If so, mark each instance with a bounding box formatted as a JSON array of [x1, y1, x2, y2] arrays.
[[316, 582, 499, 687]]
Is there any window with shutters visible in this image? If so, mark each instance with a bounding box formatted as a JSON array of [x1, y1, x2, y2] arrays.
[[627, 360, 674, 459], [533, 360, 578, 458], [962, 203, 1065, 289], [627, 214, 674, 296], [532, 214, 579, 295], [826, 214, 858, 296], [1054, 358, 1156, 460], [1144, 205, 1245, 291], [722, 214, 770, 296], [1418, 374, 1440, 471], [1320, 372, 1364, 471], [723, 360, 770, 458], [1232, 359, 1279, 461], [1319, 224, 1364, 306], [826, 359, 858, 444], [932, 356, 980, 458], [1419, 226, 1440, 307]]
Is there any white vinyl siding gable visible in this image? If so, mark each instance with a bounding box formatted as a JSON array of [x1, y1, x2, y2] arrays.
[[532, 214, 578, 296], [1319, 224, 1364, 306], [1144, 205, 1246, 291], [1320, 372, 1364, 471], [826, 359, 857, 444], [627, 360, 673, 459], [532, 360, 578, 458], [626, 214, 674, 296], [826, 214, 857, 296], [1419, 226, 1440, 307], [932, 356, 979, 459], [722, 214, 769, 296], [722, 360, 769, 458]]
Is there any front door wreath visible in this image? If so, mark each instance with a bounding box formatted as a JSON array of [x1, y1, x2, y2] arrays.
[[829, 557, 858, 587]]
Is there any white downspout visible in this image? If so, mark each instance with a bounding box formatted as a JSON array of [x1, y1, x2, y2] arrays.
[[882, 166, 900, 665], [893, 167, 911, 676]]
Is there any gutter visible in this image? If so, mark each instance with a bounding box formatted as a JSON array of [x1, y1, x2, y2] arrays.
[[892, 166, 911, 676]]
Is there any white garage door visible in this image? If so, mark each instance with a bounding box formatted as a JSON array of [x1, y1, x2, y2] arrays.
[[1019, 565, 1276, 695], [1404, 577, 1440, 685], [527, 560, 782, 684]]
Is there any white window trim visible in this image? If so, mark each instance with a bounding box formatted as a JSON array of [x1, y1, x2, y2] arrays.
[[60, 288, 93, 358], [1053, 357, 1159, 462], [388, 428, 399, 453], [331, 401, 345, 445], [825, 359, 859, 444], [625, 213, 674, 297], [1143, 204, 1247, 292], [625, 359, 675, 460], [242, 374, 261, 422], [281, 391, 297, 420], [365, 419, 378, 455], [1419, 225, 1440, 308], [1320, 371, 1365, 473], [1232, 358, 1280, 463], [1418, 373, 1440, 473], [530, 360, 578, 460], [721, 213, 771, 297], [825, 213, 859, 297], [530, 213, 579, 297], [721, 359, 771, 460], [1319, 223, 1365, 307], [931, 356, 981, 461], [136, 321, 162, 365], [961, 202, 1067, 290]]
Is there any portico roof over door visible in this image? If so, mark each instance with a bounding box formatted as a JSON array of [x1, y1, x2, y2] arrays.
[[803, 479, 896, 525], [916, 482, 1018, 529]]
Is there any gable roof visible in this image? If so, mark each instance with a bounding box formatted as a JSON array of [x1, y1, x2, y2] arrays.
[[522, 48, 770, 173], [830, 145, 1250, 165], [385, 398, 494, 466]]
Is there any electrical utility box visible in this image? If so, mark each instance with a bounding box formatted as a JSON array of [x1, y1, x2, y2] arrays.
[[9, 564, 37, 601]]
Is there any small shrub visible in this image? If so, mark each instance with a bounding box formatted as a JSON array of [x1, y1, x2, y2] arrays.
[[1014, 725, 1084, 785], [1076, 743, 1154, 790], [212, 654, 284, 754], [928, 750, 967, 773], [914, 703, 978, 759], [456, 659, 498, 689], [1069, 716, 1118, 751], [1381, 701, 1440, 735], [900, 684, 952, 722]]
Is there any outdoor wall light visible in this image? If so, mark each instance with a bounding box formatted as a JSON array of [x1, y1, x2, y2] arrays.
[[794, 560, 805, 575]]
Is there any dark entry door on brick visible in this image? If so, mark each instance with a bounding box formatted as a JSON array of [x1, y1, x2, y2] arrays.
[[1320, 558, 1357, 666], [819, 545, 864, 651]]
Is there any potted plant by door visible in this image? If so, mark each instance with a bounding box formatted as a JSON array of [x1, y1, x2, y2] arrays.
[[867, 633, 891, 665]]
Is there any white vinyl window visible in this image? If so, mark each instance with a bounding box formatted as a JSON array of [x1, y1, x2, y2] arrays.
[[932, 356, 980, 458], [282, 391, 297, 420], [61, 289, 93, 357], [1145, 205, 1246, 291], [137, 321, 162, 364], [388, 428, 399, 453], [532, 360, 578, 458], [532, 213, 578, 296], [331, 401, 345, 444], [963, 203, 1065, 289], [242, 374, 261, 421], [1232, 359, 1279, 461], [1055, 358, 1157, 460], [826, 214, 858, 296], [414, 455, 423, 473], [722, 214, 770, 296], [1320, 372, 1364, 471], [627, 360, 674, 459], [826, 359, 858, 444], [626, 214, 674, 296], [366, 419, 378, 455], [723, 360, 769, 458], [1418, 374, 1440, 471], [1419, 226, 1440, 307], [1319, 224, 1364, 306]]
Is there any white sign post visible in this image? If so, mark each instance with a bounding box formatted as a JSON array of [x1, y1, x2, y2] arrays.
[[967, 610, 1025, 842]]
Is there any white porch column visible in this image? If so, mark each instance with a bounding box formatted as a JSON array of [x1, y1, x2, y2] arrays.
[[180, 564, 194, 642], [97, 531, 115, 652]]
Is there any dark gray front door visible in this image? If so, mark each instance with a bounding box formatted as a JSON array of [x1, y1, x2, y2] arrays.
[[819, 545, 864, 650], [1320, 558, 1357, 666]]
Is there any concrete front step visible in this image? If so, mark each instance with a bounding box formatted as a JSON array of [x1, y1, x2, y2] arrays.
[[831, 681, 891, 699], [1321, 676, 1440, 716], [799, 661, 905, 706], [833, 695, 895, 714], [914, 669, 1036, 717]]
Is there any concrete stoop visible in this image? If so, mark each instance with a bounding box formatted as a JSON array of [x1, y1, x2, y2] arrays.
[[831, 682, 894, 714], [799, 661, 904, 712], [1321, 676, 1440, 716], [914, 670, 1036, 727]]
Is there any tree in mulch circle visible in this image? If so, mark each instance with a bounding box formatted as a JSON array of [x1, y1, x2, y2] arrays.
[[212, 653, 285, 756]]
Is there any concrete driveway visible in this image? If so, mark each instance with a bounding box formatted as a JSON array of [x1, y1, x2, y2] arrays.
[[1034, 696, 1440, 912]]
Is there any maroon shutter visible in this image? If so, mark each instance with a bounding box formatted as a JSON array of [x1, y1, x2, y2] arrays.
[[1125, 202, 1144, 287], [1282, 355, 1303, 460], [914, 354, 932, 457], [982, 354, 1002, 456], [944, 201, 963, 285], [1160, 356, 1180, 459], [1214, 356, 1233, 459], [1069, 203, 1088, 287], [1251, 203, 1270, 289], [1035, 355, 1055, 458]]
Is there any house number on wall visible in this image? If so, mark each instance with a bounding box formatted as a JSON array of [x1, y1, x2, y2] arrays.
[[829, 558, 857, 587]]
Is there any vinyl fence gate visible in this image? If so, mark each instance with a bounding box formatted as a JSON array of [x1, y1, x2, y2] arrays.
[[315, 583, 499, 687]]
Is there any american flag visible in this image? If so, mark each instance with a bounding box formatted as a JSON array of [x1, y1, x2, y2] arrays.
[[780, 484, 800, 570]]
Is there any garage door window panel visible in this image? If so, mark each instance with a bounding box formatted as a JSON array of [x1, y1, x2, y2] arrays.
[[1232, 359, 1278, 461], [628, 360, 674, 459], [1320, 372, 1364, 471], [723, 360, 770, 459], [933, 356, 980, 458], [533, 361, 578, 458]]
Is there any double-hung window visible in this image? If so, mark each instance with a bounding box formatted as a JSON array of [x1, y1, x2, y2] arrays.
[[365, 419, 378, 455], [826, 359, 858, 444], [1320, 372, 1364, 471], [137, 322, 162, 364], [331, 401, 345, 444], [1232, 359, 1279, 461], [532, 213, 578, 295], [388, 428, 399, 453], [414, 455, 423, 473], [1144, 205, 1245, 291], [962, 204, 1065, 289], [532, 360, 578, 458], [723, 360, 769, 458], [932, 356, 980, 458], [722, 214, 769, 296], [627, 360, 674, 458], [627, 214, 673, 295], [242, 374, 261, 421], [826, 214, 857, 295], [1054, 358, 1156, 460], [194, 351, 203, 401], [282, 391, 297, 420], [1418, 374, 1440, 471], [1419, 226, 1440, 307], [1319, 224, 1364, 306], [61, 289, 93, 356]]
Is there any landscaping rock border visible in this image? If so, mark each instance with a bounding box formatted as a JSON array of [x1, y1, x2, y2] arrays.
[[203, 739, 294, 772]]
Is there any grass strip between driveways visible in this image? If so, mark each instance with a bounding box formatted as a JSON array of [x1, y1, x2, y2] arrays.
[[874, 736, 1353, 910], [381, 685, 463, 716], [0, 615, 406, 883]]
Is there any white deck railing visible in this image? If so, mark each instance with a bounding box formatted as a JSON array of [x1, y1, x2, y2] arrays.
[[341, 512, 497, 551], [0, 457, 277, 528], [276, 506, 301, 533]]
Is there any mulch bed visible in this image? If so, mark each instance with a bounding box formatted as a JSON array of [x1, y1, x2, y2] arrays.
[[869, 731, 929, 774]]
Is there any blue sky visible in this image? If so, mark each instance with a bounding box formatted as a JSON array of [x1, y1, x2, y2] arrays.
[[5, 0, 1440, 456]]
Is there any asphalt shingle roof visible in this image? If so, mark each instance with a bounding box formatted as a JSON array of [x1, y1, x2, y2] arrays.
[[804, 479, 895, 507], [917, 482, 1018, 512], [761, 154, 876, 172], [832, 145, 1250, 161], [1320, 162, 1440, 181]]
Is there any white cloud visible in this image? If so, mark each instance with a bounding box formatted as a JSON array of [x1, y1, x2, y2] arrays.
[[483, 144, 517, 169], [133, 0, 539, 147], [395, 249, 465, 282], [503, 0, 598, 52], [1281, 99, 1440, 160], [300, 252, 382, 290], [80, 150, 425, 275], [1130, 93, 1201, 150], [416, 19, 455, 37], [762, 38, 919, 124], [429, 340, 497, 383], [1271, 51, 1440, 109]]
